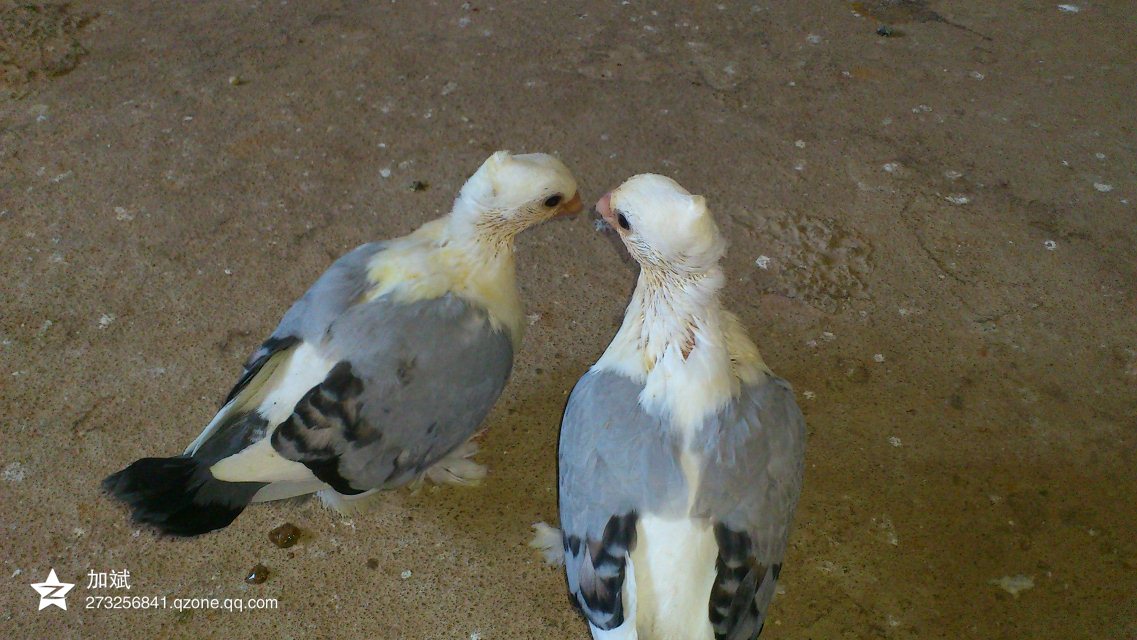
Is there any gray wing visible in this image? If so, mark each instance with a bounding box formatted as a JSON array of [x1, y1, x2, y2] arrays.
[[270, 293, 513, 493], [694, 375, 807, 640], [223, 242, 385, 405], [186, 242, 386, 457], [558, 369, 687, 631]]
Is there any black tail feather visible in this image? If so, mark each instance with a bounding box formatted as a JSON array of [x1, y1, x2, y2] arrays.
[[102, 456, 266, 537]]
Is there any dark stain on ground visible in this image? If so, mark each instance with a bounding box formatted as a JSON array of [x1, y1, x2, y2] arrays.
[[851, 0, 991, 40], [244, 563, 270, 584], [851, 0, 948, 24], [0, 3, 97, 94], [268, 522, 302, 548]]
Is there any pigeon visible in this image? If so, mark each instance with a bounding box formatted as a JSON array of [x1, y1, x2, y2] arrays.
[[104, 150, 582, 536], [540, 174, 805, 639]]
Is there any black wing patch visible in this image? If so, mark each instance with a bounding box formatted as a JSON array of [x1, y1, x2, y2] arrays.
[[710, 523, 781, 640], [270, 360, 371, 495], [223, 335, 301, 405], [566, 512, 638, 631]]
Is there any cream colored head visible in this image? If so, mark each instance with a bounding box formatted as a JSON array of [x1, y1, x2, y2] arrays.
[[596, 173, 725, 274], [453, 151, 582, 239]]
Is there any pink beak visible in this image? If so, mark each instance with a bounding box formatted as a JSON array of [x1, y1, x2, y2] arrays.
[[595, 191, 617, 228]]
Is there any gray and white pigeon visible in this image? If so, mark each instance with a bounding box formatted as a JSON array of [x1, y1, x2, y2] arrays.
[[104, 151, 582, 536], [535, 174, 806, 639]]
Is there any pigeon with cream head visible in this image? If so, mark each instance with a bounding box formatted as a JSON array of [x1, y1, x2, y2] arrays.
[[540, 174, 805, 639], [104, 151, 582, 536]]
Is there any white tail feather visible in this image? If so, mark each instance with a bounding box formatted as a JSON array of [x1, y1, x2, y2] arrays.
[[251, 479, 328, 503]]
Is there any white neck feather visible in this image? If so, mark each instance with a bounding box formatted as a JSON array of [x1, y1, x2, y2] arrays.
[[595, 266, 767, 434]]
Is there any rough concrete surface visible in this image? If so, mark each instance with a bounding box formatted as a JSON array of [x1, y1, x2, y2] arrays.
[[2, 1, 1135, 638]]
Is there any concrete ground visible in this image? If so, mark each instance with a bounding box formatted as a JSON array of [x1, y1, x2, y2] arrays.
[[2, 1, 1135, 638]]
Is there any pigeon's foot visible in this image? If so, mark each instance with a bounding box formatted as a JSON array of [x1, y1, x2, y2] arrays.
[[317, 487, 381, 514], [417, 440, 488, 488], [529, 522, 565, 566]]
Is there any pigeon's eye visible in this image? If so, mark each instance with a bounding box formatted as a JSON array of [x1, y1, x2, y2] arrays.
[[617, 213, 631, 230], [544, 194, 563, 208]]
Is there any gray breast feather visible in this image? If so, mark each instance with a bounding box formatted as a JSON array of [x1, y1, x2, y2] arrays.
[[558, 369, 688, 542], [271, 293, 513, 492], [557, 369, 806, 637], [695, 375, 806, 638], [693, 375, 806, 565], [558, 369, 687, 630], [559, 370, 806, 550]]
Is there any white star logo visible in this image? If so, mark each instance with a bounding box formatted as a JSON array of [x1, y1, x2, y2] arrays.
[[30, 569, 74, 611]]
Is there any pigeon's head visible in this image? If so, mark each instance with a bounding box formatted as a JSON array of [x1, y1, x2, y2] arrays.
[[455, 151, 582, 238], [596, 174, 725, 273]]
